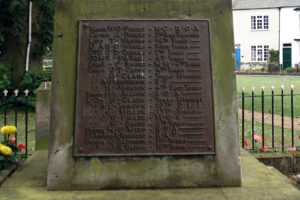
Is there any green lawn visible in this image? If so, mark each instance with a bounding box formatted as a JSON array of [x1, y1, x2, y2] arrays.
[[0, 112, 36, 155], [239, 119, 300, 151], [236, 76, 300, 117]]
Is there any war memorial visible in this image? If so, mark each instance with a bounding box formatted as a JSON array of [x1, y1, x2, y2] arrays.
[[47, 0, 241, 189], [0, 1, 299, 199]]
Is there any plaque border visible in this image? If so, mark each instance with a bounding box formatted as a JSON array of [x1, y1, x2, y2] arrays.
[[73, 19, 216, 157]]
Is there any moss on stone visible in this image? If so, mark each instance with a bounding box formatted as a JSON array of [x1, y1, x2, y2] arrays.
[[36, 137, 49, 150]]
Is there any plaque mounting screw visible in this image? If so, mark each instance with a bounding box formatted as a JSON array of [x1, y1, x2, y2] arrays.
[[78, 147, 84, 153], [83, 23, 90, 28], [208, 145, 213, 151]]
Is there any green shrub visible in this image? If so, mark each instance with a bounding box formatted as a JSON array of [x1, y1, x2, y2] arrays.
[[0, 63, 52, 110], [285, 67, 297, 73], [269, 49, 279, 64]]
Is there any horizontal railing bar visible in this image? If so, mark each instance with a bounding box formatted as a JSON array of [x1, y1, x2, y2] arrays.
[[243, 146, 298, 150], [238, 94, 300, 98]]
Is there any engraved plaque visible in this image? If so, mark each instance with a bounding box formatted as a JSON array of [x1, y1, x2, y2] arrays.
[[74, 20, 215, 156]]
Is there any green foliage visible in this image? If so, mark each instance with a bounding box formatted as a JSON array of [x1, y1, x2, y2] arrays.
[[285, 67, 297, 73], [0, 0, 28, 60], [32, 0, 55, 59], [269, 49, 279, 64], [0, 0, 55, 61], [0, 63, 14, 91], [0, 139, 27, 170], [0, 63, 52, 110]]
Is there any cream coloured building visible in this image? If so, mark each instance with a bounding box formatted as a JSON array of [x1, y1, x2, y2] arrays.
[[233, 0, 300, 70]]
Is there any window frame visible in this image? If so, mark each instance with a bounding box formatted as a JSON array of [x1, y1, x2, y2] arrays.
[[251, 15, 269, 30], [251, 45, 269, 62]]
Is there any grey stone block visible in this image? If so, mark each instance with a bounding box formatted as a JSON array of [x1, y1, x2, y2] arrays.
[[36, 82, 51, 150]]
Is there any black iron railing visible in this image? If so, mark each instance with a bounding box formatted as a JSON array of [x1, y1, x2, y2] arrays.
[[1, 89, 31, 155], [239, 85, 299, 152]]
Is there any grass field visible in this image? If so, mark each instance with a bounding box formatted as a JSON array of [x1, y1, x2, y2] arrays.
[[236, 75, 300, 117], [239, 119, 300, 150], [0, 112, 36, 155]]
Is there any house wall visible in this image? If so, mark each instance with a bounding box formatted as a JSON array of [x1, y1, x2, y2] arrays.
[[233, 9, 279, 67], [280, 7, 300, 67]]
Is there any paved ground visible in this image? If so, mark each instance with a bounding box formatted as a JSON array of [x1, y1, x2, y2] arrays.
[[0, 150, 299, 200]]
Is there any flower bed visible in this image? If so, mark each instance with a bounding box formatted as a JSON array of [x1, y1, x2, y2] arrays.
[[0, 126, 27, 170]]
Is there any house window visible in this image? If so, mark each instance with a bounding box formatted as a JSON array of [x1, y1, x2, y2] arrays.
[[257, 45, 263, 61], [251, 46, 256, 61], [264, 45, 269, 61], [251, 45, 269, 61], [251, 16, 256, 29], [299, 14, 300, 32], [251, 15, 269, 30], [264, 16, 269, 29], [257, 16, 263, 29]]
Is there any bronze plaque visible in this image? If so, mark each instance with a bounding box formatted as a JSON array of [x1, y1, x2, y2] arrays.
[[74, 20, 215, 156]]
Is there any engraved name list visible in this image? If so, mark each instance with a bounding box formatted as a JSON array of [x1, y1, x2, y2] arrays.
[[74, 20, 215, 156]]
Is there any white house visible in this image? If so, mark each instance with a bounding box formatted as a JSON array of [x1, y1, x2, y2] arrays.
[[233, 0, 300, 70], [280, 7, 300, 68]]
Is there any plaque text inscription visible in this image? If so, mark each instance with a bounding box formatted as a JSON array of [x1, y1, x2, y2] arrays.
[[74, 20, 215, 156]]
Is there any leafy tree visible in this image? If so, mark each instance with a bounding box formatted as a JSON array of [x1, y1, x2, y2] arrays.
[[0, 0, 54, 85]]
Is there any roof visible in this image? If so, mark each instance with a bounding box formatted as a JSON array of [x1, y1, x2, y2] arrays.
[[233, 0, 300, 10]]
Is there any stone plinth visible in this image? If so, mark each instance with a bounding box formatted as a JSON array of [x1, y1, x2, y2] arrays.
[[48, 0, 241, 190]]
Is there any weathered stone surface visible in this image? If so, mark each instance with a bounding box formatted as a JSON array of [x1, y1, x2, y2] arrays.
[[293, 152, 300, 173], [252, 152, 294, 174], [48, 0, 241, 189], [0, 164, 17, 185], [36, 82, 51, 150], [296, 174, 300, 183], [1, 150, 299, 199]]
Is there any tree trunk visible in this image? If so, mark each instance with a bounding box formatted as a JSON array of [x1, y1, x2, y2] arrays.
[[2, 2, 42, 86]]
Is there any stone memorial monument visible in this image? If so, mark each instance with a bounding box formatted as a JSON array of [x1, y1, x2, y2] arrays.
[[48, 0, 241, 190]]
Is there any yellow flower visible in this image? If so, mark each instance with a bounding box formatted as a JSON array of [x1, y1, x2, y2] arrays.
[[1, 126, 17, 135], [0, 145, 12, 156]]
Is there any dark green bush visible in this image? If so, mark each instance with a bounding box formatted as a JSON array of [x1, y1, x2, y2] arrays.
[[0, 63, 52, 110], [285, 67, 297, 73], [269, 50, 279, 64]]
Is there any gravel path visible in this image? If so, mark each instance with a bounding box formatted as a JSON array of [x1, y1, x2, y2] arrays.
[[238, 109, 300, 130]]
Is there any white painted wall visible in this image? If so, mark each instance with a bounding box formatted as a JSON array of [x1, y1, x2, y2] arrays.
[[233, 9, 279, 64], [280, 7, 300, 67]]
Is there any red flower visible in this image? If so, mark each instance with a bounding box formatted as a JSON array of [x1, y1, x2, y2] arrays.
[[9, 137, 16, 142], [262, 146, 268, 152], [289, 147, 297, 152], [298, 135, 300, 139], [17, 144, 25, 150], [254, 135, 262, 142], [244, 140, 248, 147]]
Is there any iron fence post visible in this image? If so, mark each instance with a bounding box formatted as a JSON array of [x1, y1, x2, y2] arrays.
[[271, 86, 275, 149], [242, 88, 245, 148], [24, 89, 29, 155], [14, 89, 19, 145], [3, 90, 8, 140], [261, 86, 265, 148], [291, 85, 294, 148], [281, 85, 284, 152], [251, 87, 255, 150]]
